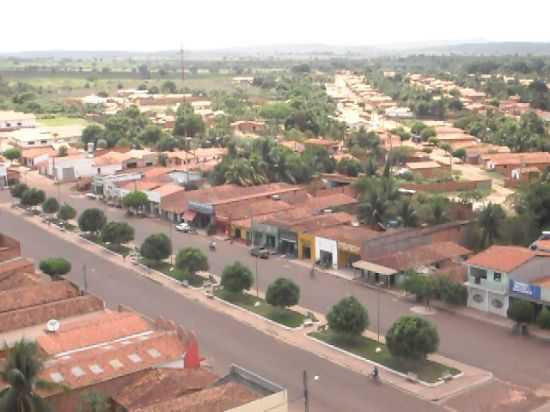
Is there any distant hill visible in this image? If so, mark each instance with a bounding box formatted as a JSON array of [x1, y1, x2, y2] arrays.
[[412, 42, 550, 56], [2, 42, 550, 60]]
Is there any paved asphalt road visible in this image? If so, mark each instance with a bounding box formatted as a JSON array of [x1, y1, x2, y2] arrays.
[[35, 183, 550, 391], [0, 201, 442, 412]]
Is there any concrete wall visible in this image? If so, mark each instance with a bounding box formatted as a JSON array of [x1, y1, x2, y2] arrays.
[[509, 257, 550, 284], [400, 179, 492, 193], [315, 236, 338, 269], [0, 234, 21, 262]]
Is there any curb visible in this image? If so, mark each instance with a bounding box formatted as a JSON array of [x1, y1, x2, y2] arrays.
[[307, 334, 463, 389], [213, 295, 304, 332]]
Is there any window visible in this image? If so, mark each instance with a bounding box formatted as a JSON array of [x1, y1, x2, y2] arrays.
[[470, 267, 487, 284], [494, 272, 502, 282]]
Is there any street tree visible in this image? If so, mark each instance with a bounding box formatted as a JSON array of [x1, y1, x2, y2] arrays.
[[101, 222, 134, 246], [57, 204, 77, 222], [386, 316, 439, 360], [39, 257, 71, 280], [57, 146, 68, 157], [398, 199, 417, 227], [266, 278, 300, 310], [41, 197, 60, 215], [507, 300, 535, 327], [122, 191, 148, 212], [139, 125, 164, 147], [10, 183, 28, 199], [81, 124, 104, 146], [175, 247, 209, 275], [161, 80, 177, 94], [78, 208, 107, 234], [20, 188, 45, 207], [326, 296, 369, 339], [221, 262, 253, 294], [403, 272, 436, 307], [140, 233, 172, 264], [3, 148, 21, 161], [0, 340, 55, 412], [478, 203, 506, 247]]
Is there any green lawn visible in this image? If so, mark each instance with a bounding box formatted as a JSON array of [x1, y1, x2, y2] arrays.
[[38, 116, 88, 127], [214, 289, 306, 328], [141, 259, 204, 287], [310, 330, 460, 384], [81, 233, 131, 257]]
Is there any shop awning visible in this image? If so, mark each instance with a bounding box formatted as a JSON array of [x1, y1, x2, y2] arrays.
[[352, 260, 397, 276], [183, 210, 197, 222]]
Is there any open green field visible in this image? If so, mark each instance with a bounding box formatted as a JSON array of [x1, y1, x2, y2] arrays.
[[38, 116, 89, 127], [310, 330, 460, 383]]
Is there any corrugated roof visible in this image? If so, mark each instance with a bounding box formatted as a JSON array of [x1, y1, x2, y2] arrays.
[[0, 280, 79, 314], [313, 224, 380, 247]]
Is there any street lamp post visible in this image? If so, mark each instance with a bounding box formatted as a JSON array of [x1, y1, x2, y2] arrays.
[[377, 286, 381, 343], [82, 264, 88, 292], [302, 370, 319, 412]]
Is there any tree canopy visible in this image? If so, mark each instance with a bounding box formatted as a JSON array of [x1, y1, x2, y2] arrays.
[[326, 296, 369, 338], [41, 197, 59, 215], [175, 247, 209, 275], [122, 191, 149, 211], [221, 261, 253, 294], [266, 278, 300, 309], [39, 257, 71, 280], [140, 233, 172, 263], [78, 208, 107, 233], [385, 316, 439, 360], [101, 222, 134, 245]]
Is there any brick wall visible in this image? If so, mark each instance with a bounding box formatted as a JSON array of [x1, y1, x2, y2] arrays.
[[400, 179, 492, 193], [0, 234, 21, 262]]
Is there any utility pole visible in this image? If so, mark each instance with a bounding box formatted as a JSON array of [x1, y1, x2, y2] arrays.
[[180, 43, 185, 81], [303, 370, 309, 412], [82, 264, 88, 292], [377, 286, 381, 343]]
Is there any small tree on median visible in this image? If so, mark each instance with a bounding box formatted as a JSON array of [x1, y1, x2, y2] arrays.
[[221, 262, 253, 294], [140, 233, 172, 265], [101, 222, 134, 246], [266, 278, 300, 310], [10, 183, 28, 199], [58, 204, 77, 222], [39, 257, 72, 280], [175, 247, 209, 275], [326, 296, 369, 340], [507, 300, 535, 335], [78, 208, 107, 235], [42, 197, 60, 215], [122, 191, 148, 213], [386, 315, 439, 361], [403, 272, 436, 307], [20, 188, 45, 208]]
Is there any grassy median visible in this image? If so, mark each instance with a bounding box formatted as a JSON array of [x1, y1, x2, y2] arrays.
[[141, 260, 205, 287], [310, 330, 460, 383], [214, 289, 306, 328]]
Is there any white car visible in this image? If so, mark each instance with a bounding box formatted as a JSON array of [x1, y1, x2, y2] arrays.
[[175, 222, 191, 232], [85, 193, 97, 200]]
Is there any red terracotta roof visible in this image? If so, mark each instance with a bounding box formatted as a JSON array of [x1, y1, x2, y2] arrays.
[[465, 245, 536, 273], [0, 280, 79, 314], [372, 241, 472, 271], [41, 330, 188, 391], [113, 368, 219, 410], [38, 310, 152, 356], [134, 381, 259, 412], [0, 257, 34, 276], [313, 224, 380, 247], [485, 152, 550, 166], [0, 295, 104, 334]]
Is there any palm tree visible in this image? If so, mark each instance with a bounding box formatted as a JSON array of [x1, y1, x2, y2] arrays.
[[478, 203, 506, 247], [431, 198, 448, 225], [0, 340, 55, 412], [359, 189, 388, 225], [398, 199, 417, 227], [364, 158, 378, 177]]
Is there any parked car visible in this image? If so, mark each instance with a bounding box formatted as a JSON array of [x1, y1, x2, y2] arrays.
[[175, 222, 192, 232], [250, 247, 269, 259], [85, 193, 97, 200]]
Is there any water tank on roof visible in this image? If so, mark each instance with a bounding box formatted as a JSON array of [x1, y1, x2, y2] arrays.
[[46, 319, 60, 333]]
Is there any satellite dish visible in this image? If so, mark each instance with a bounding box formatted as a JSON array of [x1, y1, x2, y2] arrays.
[[46, 319, 60, 333]]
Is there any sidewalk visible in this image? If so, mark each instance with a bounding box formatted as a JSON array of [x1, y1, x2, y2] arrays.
[[3, 203, 494, 403]]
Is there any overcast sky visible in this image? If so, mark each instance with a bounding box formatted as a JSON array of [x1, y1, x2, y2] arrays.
[[3, 0, 550, 51]]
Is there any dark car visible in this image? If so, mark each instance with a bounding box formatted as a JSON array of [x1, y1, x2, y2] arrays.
[[250, 247, 269, 259]]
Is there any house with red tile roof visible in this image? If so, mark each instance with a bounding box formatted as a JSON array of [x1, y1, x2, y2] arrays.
[[483, 152, 550, 178], [464, 245, 550, 317]]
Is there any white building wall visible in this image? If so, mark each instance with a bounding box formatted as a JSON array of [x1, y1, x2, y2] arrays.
[[315, 236, 338, 269]]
